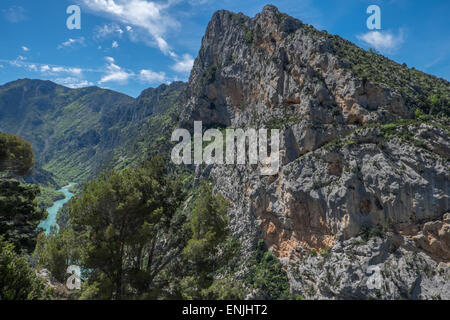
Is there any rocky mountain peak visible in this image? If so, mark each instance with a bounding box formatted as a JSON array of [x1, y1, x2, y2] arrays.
[[262, 4, 279, 13], [182, 5, 410, 133], [177, 6, 449, 299]]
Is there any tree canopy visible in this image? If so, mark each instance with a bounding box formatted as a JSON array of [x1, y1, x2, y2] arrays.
[[0, 178, 45, 254], [0, 237, 48, 300], [0, 132, 34, 177], [34, 157, 246, 300]]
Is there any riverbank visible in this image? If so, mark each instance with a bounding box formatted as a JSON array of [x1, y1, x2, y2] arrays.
[[38, 184, 76, 235]]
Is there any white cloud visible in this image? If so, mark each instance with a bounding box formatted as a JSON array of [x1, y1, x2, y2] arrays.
[[139, 69, 166, 83], [98, 56, 169, 85], [105, 56, 115, 63], [80, 0, 179, 56], [34, 64, 83, 76], [2, 6, 26, 23], [54, 77, 94, 89], [99, 56, 133, 84], [9, 56, 27, 67], [57, 37, 85, 49], [99, 70, 131, 84], [2, 57, 90, 77], [51, 66, 83, 76], [94, 23, 124, 39], [188, 0, 211, 4], [112, 41, 119, 48], [357, 30, 404, 53], [21, 46, 30, 52], [40, 65, 50, 72], [171, 54, 194, 73], [0, 57, 98, 88], [7, 56, 31, 69]]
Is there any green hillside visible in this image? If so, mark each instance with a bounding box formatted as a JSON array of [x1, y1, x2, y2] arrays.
[[0, 79, 186, 184]]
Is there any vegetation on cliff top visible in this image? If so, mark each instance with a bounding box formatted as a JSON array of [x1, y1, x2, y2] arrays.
[[322, 29, 449, 117]]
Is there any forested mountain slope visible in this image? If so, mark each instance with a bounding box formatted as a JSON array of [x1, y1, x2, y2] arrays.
[[0, 79, 186, 184]]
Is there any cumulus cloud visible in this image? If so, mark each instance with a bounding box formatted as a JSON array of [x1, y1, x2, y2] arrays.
[[357, 30, 404, 53], [21, 46, 30, 52], [80, 0, 179, 56], [58, 37, 86, 49], [171, 54, 194, 73], [139, 69, 166, 83], [98, 56, 169, 85], [40, 65, 51, 72], [112, 40, 119, 48], [99, 56, 134, 84], [80, 0, 197, 74]]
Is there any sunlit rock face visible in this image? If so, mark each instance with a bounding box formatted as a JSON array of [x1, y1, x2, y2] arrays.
[[180, 5, 449, 299]]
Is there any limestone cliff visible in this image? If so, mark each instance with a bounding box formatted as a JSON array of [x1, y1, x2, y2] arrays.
[[179, 5, 450, 299]]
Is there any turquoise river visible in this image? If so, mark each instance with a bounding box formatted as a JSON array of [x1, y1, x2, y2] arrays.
[[38, 184, 75, 235]]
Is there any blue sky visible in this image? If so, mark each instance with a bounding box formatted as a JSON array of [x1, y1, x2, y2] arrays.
[[0, 0, 449, 97]]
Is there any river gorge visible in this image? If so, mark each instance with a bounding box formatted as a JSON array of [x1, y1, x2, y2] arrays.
[[38, 184, 75, 235]]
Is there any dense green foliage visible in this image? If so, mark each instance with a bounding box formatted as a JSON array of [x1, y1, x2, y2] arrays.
[[0, 132, 34, 177], [178, 182, 245, 300], [247, 240, 292, 300], [35, 159, 243, 300], [0, 132, 44, 253], [0, 132, 48, 300], [0, 180, 45, 254], [70, 157, 185, 299], [0, 237, 48, 300], [33, 229, 80, 283]]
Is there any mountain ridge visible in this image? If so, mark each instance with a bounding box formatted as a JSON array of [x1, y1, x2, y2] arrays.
[[0, 78, 186, 184]]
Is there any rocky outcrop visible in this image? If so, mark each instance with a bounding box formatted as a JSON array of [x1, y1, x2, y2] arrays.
[[413, 213, 450, 261], [181, 5, 450, 299], [289, 235, 449, 300]]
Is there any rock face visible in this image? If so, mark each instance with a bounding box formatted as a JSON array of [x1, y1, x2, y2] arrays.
[[179, 5, 450, 299]]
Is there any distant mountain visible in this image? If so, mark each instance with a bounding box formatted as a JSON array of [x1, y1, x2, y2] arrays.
[[0, 79, 186, 184]]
